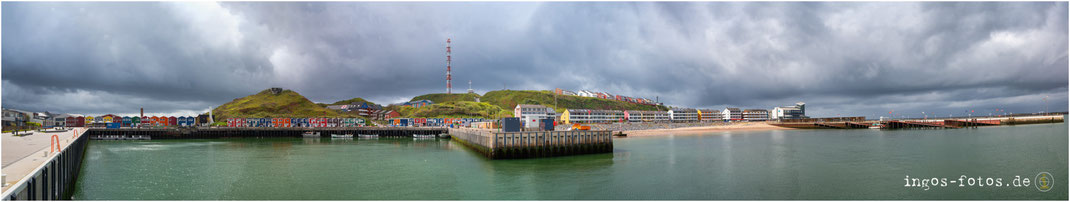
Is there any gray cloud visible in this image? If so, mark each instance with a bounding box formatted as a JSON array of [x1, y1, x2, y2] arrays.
[[2, 2, 1066, 118]]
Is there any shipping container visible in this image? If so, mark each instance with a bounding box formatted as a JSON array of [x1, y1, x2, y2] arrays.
[[539, 118, 555, 131], [501, 117, 521, 132], [105, 122, 121, 129]]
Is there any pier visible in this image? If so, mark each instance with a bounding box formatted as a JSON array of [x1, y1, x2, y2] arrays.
[[84, 127, 448, 139], [882, 121, 956, 129], [449, 128, 613, 159], [771, 115, 1064, 130], [2, 129, 89, 200]]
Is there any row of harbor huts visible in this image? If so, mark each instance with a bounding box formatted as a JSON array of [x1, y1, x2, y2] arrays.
[[385, 117, 489, 127], [226, 118, 365, 128], [515, 102, 810, 126], [60, 115, 203, 128]]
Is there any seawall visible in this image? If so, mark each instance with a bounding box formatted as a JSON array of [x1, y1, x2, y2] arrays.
[[449, 128, 613, 159], [1, 131, 89, 200]]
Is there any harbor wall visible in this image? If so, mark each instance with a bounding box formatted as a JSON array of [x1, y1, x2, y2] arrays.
[[450, 128, 613, 159], [769, 115, 1064, 130], [2, 132, 89, 200], [1003, 115, 1064, 125], [84, 127, 448, 139]]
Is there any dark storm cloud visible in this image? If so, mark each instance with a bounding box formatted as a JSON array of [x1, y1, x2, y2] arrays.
[[2, 2, 1066, 117]]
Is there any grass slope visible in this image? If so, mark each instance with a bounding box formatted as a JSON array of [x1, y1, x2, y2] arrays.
[[481, 90, 668, 113], [410, 93, 481, 103], [331, 97, 376, 105], [212, 89, 357, 120], [395, 101, 508, 119]]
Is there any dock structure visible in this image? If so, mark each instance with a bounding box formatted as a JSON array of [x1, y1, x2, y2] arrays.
[[770, 115, 1064, 130], [2, 129, 89, 200], [943, 119, 1000, 128], [813, 122, 871, 129], [773, 121, 874, 129], [449, 128, 613, 159], [881, 121, 956, 129], [84, 127, 448, 139]]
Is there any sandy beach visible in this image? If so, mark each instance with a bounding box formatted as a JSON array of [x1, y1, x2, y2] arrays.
[[624, 122, 791, 137]]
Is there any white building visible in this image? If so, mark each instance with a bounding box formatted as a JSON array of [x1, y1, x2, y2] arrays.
[[514, 104, 557, 128], [771, 102, 807, 120], [577, 90, 598, 98], [668, 108, 698, 122], [722, 108, 742, 121]]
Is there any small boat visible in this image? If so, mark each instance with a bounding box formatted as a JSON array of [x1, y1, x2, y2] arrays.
[[357, 134, 379, 139], [412, 134, 436, 139], [869, 123, 883, 129], [331, 134, 353, 138], [302, 132, 320, 138]]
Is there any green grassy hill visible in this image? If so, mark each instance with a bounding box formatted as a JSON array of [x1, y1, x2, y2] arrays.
[[395, 101, 509, 119], [481, 90, 668, 113], [331, 97, 376, 105], [212, 89, 359, 120], [410, 93, 481, 103], [211, 88, 666, 121]]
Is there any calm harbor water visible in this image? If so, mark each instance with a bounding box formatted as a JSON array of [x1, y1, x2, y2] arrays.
[[72, 122, 1067, 200]]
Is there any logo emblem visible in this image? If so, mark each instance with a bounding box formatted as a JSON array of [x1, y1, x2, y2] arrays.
[[1035, 172, 1053, 192]]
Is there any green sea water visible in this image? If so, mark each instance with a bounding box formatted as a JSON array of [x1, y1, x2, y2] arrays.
[[71, 121, 1067, 200]]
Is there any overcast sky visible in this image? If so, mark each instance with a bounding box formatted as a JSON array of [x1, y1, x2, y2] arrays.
[[3, 2, 1067, 118]]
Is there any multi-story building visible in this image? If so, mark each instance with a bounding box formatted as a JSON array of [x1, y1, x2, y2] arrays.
[[561, 109, 625, 124], [771, 102, 807, 120], [624, 110, 669, 122], [2, 108, 30, 128], [698, 109, 722, 122], [722, 108, 743, 121], [52, 113, 81, 127], [374, 110, 400, 120], [514, 104, 557, 128], [668, 108, 699, 122], [742, 109, 769, 121], [355, 102, 383, 117], [577, 90, 597, 98]]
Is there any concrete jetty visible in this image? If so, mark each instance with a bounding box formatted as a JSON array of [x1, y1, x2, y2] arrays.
[[770, 114, 1064, 130], [84, 127, 447, 139], [1, 128, 89, 200], [449, 128, 613, 159]]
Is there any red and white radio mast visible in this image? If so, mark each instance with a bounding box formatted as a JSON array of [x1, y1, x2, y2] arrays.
[[446, 38, 452, 94]]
